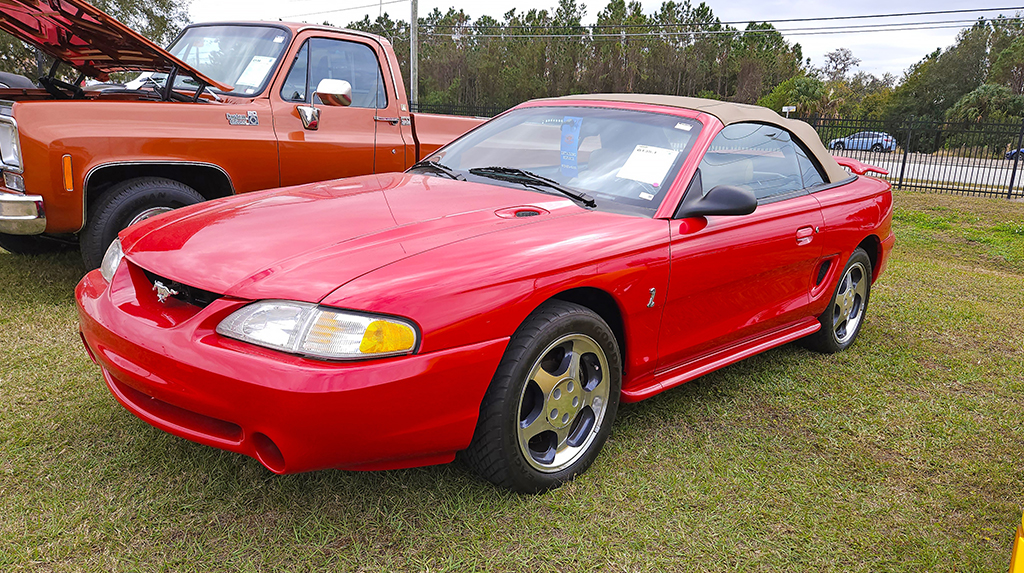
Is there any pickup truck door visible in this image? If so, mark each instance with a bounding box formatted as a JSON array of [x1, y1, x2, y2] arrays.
[[271, 34, 408, 186]]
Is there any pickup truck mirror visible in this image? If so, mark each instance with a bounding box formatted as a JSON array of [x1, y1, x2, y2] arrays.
[[675, 184, 757, 219], [314, 79, 353, 107]]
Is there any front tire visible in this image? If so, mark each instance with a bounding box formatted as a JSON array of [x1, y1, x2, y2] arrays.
[[80, 177, 204, 269], [801, 248, 872, 354], [463, 301, 621, 493], [833, 142, 845, 150]]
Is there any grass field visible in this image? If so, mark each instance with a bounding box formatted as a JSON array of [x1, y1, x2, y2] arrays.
[[1, 189, 1022, 572]]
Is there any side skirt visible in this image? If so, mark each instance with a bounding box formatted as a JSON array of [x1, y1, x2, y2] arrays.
[[620, 318, 820, 403]]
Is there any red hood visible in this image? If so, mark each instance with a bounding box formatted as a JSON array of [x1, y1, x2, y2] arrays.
[[121, 173, 585, 302], [0, 0, 229, 89]]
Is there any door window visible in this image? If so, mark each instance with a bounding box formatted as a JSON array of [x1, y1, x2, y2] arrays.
[[280, 38, 387, 108], [698, 123, 825, 201]]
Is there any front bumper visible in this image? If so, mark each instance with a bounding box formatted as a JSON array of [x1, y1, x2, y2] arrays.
[[76, 261, 509, 474], [0, 190, 45, 234]]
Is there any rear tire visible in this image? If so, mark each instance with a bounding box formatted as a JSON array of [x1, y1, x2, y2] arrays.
[[463, 301, 621, 493], [800, 248, 872, 354], [80, 177, 204, 269], [0, 233, 72, 255], [870, 143, 883, 152]]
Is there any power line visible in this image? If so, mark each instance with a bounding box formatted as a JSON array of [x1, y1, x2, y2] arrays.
[[285, 0, 407, 19], [422, 18, 1021, 39], [423, 6, 1024, 31]]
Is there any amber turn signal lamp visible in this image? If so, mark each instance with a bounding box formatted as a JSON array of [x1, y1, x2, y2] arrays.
[[62, 154, 73, 192]]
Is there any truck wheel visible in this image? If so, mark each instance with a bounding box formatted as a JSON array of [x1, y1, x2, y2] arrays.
[[81, 177, 204, 269], [0, 233, 72, 255]]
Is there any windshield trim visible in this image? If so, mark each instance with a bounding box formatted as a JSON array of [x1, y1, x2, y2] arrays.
[[165, 23, 293, 98]]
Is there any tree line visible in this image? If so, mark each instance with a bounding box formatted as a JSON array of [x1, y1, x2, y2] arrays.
[[342, 1, 1024, 126], [2, 0, 1024, 128]]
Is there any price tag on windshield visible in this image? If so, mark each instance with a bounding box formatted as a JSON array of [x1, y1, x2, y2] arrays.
[[616, 145, 679, 187], [560, 116, 583, 178]]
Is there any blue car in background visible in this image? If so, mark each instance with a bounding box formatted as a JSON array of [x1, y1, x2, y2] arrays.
[[828, 131, 896, 152]]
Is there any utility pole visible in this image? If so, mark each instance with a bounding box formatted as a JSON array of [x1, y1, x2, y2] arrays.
[[410, 0, 418, 109]]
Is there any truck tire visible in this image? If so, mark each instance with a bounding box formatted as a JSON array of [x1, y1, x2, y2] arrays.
[[81, 177, 204, 269], [0, 233, 71, 255]]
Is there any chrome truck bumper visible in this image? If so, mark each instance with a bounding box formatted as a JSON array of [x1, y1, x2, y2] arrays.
[[0, 191, 45, 234]]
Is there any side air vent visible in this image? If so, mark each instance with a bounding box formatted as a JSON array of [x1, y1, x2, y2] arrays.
[[816, 260, 832, 286]]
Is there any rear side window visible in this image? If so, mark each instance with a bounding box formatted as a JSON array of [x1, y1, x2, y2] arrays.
[[699, 123, 825, 202], [280, 38, 387, 109]]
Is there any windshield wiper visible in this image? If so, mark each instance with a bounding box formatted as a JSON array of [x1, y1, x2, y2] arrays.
[[408, 160, 465, 181], [468, 166, 596, 208]]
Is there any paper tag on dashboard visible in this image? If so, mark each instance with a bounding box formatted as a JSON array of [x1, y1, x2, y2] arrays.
[[616, 145, 679, 186], [236, 56, 277, 87]]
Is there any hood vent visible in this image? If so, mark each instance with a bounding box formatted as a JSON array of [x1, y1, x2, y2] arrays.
[[494, 206, 549, 219]]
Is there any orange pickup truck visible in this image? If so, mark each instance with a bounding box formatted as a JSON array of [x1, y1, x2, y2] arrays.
[[0, 0, 482, 267]]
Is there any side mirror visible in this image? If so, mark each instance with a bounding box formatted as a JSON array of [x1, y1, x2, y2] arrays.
[[314, 79, 352, 107], [675, 184, 757, 219]]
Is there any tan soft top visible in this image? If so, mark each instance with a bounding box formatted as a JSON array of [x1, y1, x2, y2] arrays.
[[547, 93, 849, 184]]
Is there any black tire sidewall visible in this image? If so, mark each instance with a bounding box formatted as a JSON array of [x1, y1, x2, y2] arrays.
[[81, 178, 204, 269], [469, 302, 622, 492]]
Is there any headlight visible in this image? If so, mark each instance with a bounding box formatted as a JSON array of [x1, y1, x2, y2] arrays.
[[216, 301, 419, 360], [99, 238, 124, 282], [0, 115, 23, 173]]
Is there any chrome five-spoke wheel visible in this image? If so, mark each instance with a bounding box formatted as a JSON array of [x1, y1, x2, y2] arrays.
[[831, 260, 868, 345], [464, 300, 621, 493], [517, 334, 611, 473]]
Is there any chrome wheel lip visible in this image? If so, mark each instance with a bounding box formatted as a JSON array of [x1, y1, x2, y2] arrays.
[[832, 261, 868, 344], [516, 333, 611, 473], [128, 206, 173, 227]]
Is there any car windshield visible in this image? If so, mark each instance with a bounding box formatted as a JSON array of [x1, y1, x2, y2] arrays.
[[423, 106, 703, 217], [135, 25, 290, 96]]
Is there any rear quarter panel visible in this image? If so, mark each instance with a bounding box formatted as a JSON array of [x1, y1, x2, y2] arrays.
[[810, 174, 893, 314]]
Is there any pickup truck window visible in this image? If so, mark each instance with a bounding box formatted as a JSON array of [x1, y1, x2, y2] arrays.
[[280, 38, 387, 109], [164, 25, 290, 96]]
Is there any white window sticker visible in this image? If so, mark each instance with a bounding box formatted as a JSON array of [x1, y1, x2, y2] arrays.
[[639, 192, 655, 200], [674, 122, 692, 131], [273, 35, 286, 43], [236, 56, 277, 88], [616, 145, 680, 187]]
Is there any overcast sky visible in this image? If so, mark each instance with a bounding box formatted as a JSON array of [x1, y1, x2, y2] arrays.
[[189, 0, 1017, 78]]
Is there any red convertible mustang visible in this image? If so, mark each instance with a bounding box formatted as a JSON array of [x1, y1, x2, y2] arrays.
[[76, 94, 894, 492]]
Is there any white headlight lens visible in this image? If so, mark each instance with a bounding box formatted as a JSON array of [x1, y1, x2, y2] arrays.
[[99, 239, 124, 282], [216, 301, 418, 360]]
